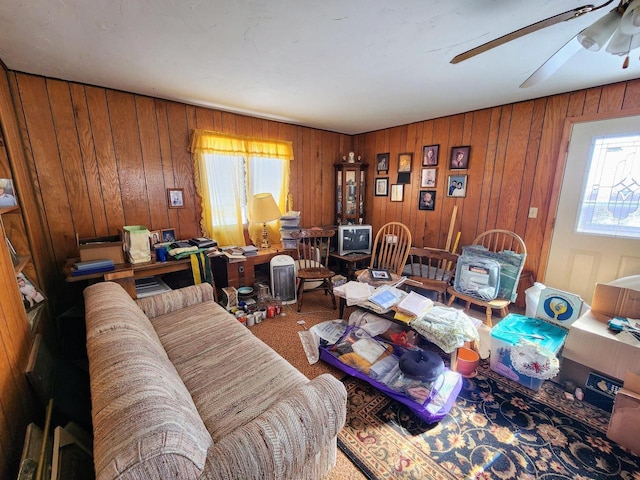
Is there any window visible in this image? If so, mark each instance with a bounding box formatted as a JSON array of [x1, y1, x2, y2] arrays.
[[576, 133, 640, 239], [190, 131, 293, 246]]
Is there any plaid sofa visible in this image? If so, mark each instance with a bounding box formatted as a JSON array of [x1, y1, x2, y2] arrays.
[[84, 281, 346, 480]]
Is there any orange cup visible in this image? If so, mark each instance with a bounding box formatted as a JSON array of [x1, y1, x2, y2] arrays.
[[455, 346, 480, 378]]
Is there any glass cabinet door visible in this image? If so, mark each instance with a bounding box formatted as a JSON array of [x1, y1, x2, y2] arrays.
[[335, 162, 367, 225]]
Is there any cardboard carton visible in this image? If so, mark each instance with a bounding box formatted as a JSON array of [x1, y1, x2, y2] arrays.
[[77, 235, 125, 264], [591, 283, 640, 320], [607, 371, 640, 455]]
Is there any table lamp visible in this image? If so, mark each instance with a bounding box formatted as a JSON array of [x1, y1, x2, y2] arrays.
[[252, 193, 281, 248]]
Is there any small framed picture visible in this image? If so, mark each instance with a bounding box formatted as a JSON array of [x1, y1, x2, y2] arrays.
[[450, 146, 470, 170], [398, 153, 413, 173], [167, 188, 184, 208], [376, 153, 389, 173], [149, 230, 161, 247], [161, 228, 176, 242], [421, 168, 437, 187], [375, 177, 389, 196], [369, 268, 391, 280], [447, 174, 468, 197], [390, 184, 404, 202], [0, 178, 18, 207], [16, 272, 46, 312], [423, 145, 439, 166], [419, 190, 436, 211]]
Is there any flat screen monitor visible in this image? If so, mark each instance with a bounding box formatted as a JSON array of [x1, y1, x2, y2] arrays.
[[338, 225, 372, 256]]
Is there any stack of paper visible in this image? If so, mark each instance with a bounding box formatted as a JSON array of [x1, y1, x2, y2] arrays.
[[396, 291, 434, 317], [344, 281, 373, 306], [368, 285, 405, 310]]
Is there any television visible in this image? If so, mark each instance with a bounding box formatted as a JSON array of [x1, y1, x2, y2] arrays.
[[338, 224, 373, 256]]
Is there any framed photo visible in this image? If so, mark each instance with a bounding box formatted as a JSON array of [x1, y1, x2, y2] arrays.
[[419, 190, 436, 211], [423, 145, 439, 166], [390, 184, 404, 202], [0, 178, 18, 207], [375, 177, 389, 196], [161, 228, 176, 242], [149, 230, 161, 247], [167, 188, 184, 208], [369, 268, 391, 280], [376, 153, 389, 172], [421, 168, 437, 187], [16, 272, 46, 312], [6, 237, 19, 267], [450, 146, 470, 170], [447, 174, 468, 197], [398, 153, 413, 173]]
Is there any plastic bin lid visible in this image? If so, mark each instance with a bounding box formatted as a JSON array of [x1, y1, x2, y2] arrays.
[[491, 314, 568, 353]]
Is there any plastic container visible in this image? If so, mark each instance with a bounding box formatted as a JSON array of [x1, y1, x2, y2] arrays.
[[490, 313, 568, 390], [455, 347, 479, 378], [524, 282, 545, 318]]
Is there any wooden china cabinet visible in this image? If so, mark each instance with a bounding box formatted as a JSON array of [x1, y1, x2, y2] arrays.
[[334, 160, 367, 225]]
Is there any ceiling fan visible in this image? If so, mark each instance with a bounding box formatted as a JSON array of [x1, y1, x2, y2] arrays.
[[451, 0, 640, 88]]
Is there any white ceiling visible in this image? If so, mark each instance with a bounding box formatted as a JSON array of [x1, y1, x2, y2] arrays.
[[1, 1, 639, 135]]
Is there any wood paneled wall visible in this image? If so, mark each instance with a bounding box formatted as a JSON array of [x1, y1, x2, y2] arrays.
[[9, 72, 350, 302], [354, 79, 640, 279]]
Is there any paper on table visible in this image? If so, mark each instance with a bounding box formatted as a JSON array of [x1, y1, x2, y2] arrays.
[[344, 281, 374, 306], [396, 291, 434, 316]]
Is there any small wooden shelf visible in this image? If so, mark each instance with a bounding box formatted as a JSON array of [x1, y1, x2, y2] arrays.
[[0, 205, 20, 215]]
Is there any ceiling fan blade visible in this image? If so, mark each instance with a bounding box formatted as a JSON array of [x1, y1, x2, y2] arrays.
[[520, 36, 584, 88], [451, 3, 605, 64]]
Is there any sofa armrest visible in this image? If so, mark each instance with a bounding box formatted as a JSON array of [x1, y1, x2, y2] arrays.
[[136, 283, 216, 319], [201, 374, 347, 480]]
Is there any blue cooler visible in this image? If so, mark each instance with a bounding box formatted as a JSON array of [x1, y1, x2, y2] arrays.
[[490, 314, 571, 390]]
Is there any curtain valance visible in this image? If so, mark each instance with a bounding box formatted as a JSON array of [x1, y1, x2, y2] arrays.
[[189, 129, 294, 160]]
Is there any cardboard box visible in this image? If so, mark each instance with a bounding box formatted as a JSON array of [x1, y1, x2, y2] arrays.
[[591, 283, 640, 320], [607, 371, 640, 455], [562, 310, 640, 382], [78, 235, 125, 264]]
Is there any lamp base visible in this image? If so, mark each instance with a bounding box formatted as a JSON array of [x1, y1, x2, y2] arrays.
[[260, 224, 270, 249]]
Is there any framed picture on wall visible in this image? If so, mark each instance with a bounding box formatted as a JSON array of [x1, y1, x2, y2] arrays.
[[422, 145, 439, 166], [167, 188, 184, 208], [376, 153, 389, 173], [450, 146, 470, 170], [447, 174, 468, 197], [421, 168, 437, 187], [390, 184, 404, 202], [375, 177, 389, 196], [398, 153, 413, 173], [419, 190, 436, 211]]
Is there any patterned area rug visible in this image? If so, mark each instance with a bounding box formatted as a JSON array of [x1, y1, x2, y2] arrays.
[[338, 362, 639, 479]]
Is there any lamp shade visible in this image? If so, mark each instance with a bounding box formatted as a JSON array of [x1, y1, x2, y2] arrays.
[[252, 193, 281, 223]]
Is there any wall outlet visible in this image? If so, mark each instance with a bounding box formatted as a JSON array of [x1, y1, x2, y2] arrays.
[[238, 265, 244, 273], [528, 207, 538, 219]]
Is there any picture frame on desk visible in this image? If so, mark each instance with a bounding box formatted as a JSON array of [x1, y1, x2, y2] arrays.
[[161, 229, 176, 242], [369, 268, 391, 280], [16, 272, 46, 312]]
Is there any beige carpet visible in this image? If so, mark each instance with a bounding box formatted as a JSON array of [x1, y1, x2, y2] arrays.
[[249, 291, 520, 479]]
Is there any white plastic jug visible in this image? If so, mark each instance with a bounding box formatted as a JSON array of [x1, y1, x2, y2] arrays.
[[524, 282, 545, 318]]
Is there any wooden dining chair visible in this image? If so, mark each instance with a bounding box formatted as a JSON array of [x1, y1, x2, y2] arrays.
[[290, 229, 337, 312], [367, 222, 412, 276], [405, 247, 459, 303], [446, 229, 527, 327]]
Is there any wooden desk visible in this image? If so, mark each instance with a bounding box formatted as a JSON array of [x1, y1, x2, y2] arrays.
[[329, 252, 371, 280], [210, 245, 296, 288], [64, 257, 193, 298]]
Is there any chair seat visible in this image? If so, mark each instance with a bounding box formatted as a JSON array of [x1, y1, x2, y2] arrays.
[[446, 286, 511, 327], [298, 267, 334, 280]]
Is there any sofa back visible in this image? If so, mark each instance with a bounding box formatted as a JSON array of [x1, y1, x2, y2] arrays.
[[84, 282, 213, 480]]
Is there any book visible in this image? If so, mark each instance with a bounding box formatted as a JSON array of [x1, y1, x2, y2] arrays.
[[368, 285, 405, 310], [396, 291, 434, 317], [240, 245, 259, 256], [73, 259, 115, 271], [188, 237, 217, 248], [223, 251, 246, 263]]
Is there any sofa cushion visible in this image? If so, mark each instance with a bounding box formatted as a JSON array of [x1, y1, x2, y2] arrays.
[[150, 301, 310, 441], [84, 282, 213, 480]]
